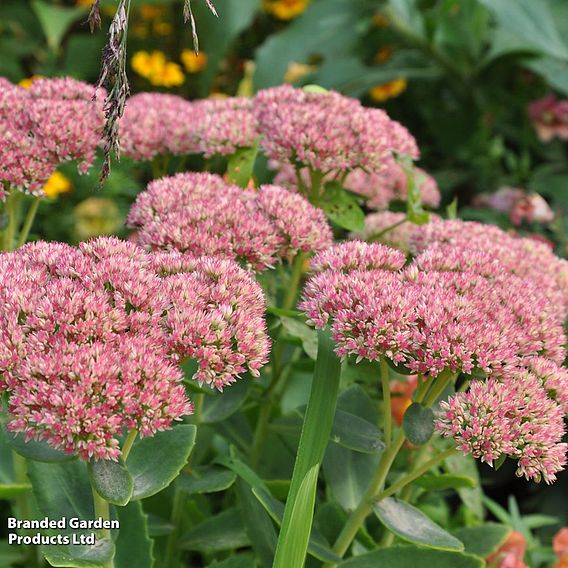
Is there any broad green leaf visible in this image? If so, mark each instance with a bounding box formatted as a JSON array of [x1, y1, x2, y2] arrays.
[[88, 459, 133, 506], [254, 0, 371, 89], [338, 545, 484, 568], [0, 483, 31, 498], [0, 540, 25, 568], [319, 183, 365, 231], [385, 0, 426, 38], [445, 453, 483, 520], [330, 409, 384, 454], [126, 425, 196, 500], [227, 144, 258, 188], [404, 164, 430, 225], [273, 465, 319, 568], [478, 0, 568, 60], [281, 316, 318, 359], [402, 402, 435, 445], [201, 380, 251, 424], [6, 430, 75, 463], [323, 444, 381, 512], [235, 479, 277, 567], [273, 330, 342, 567], [452, 524, 511, 558], [523, 56, 568, 98], [414, 473, 476, 491], [28, 461, 94, 532], [179, 508, 249, 552], [373, 498, 464, 551], [178, 465, 236, 495], [207, 556, 255, 568], [114, 502, 154, 568], [31, 0, 87, 51], [42, 540, 115, 568], [29, 461, 115, 567]]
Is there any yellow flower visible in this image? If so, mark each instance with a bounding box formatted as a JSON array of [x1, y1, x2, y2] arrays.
[[76, 0, 93, 7], [181, 50, 208, 73], [369, 78, 407, 103], [18, 75, 45, 89], [74, 198, 122, 241], [44, 172, 72, 199], [263, 0, 310, 20], [131, 50, 167, 80], [284, 61, 317, 84], [149, 62, 185, 87]]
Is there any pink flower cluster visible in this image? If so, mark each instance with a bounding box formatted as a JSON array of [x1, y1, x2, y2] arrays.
[[127, 172, 332, 270], [0, 77, 104, 196], [299, 232, 568, 481], [0, 237, 270, 460], [344, 159, 440, 210], [437, 371, 567, 483], [119, 94, 258, 161], [253, 85, 418, 173], [528, 95, 568, 142]]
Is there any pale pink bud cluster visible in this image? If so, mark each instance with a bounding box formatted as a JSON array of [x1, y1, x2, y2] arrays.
[[344, 159, 440, 210], [410, 219, 568, 317], [528, 95, 568, 142], [119, 93, 195, 161], [253, 85, 418, 173], [0, 77, 104, 196], [0, 237, 270, 459], [127, 172, 332, 270], [437, 372, 567, 483], [189, 97, 258, 157]]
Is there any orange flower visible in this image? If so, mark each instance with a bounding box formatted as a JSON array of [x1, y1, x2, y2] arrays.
[[263, 0, 310, 20], [369, 78, 407, 103], [391, 375, 418, 426], [554, 528, 568, 567], [486, 531, 528, 568], [181, 50, 208, 73]]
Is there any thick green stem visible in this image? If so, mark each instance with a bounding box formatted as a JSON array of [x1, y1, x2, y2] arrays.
[[282, 251, 306, 310], [91, 485, 114, 568], [380, 357, 392, 446], [307, 168, 324, 204], [16, 197, 41, 248], [1, 190, 22, 251], [328, 371, 457, 564], [121, 430, 137, 461]]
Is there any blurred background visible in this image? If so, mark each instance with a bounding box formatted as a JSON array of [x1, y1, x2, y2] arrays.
[[1, 0, 567, 549]]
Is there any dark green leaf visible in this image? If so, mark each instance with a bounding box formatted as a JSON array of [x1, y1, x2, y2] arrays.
[[373, 498, 464, 551], [414, 473, 477, 491], [42, 540, 115, 568], [445, 453, 483, 520], [207, 556, 255, 568], [452, 524, 511, 558], [330, 409, 384, 454], [88, 459, 133, 506], [179, 508, 249, 552], [338, 545, 484, 568], [178, 466, 236, 495], [114, 502, 154, 568], [281, 316, 318, 359], [318, 183, 365, 231], [31, 0, 87, 51], [201, 380, 251, 424], [402, 402, 435, 445], [6, 430, 76, 463], [126, 425, 196, 500], [227, 144, 258, 188]]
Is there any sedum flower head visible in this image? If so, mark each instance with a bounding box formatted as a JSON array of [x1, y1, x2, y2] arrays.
[[0, 237, 271, 458], [253, 85, 418, 174], [127, 172, 332, 270], [437, 372, 567, 484]]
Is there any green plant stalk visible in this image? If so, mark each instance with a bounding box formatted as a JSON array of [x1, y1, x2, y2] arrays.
[[380, 357, 392, 446], [121, 429, 137, 461], [273, 329, 342, 568], [328, 370, 457, 563], [16, 197, 41, 248], [369, 218, 408, 242], [282, 251, 306, 310], [91, 485, 114, 568], [164, 394, 203, 568], [1, 189, 23, 251], [307, 168, 324, 204]]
